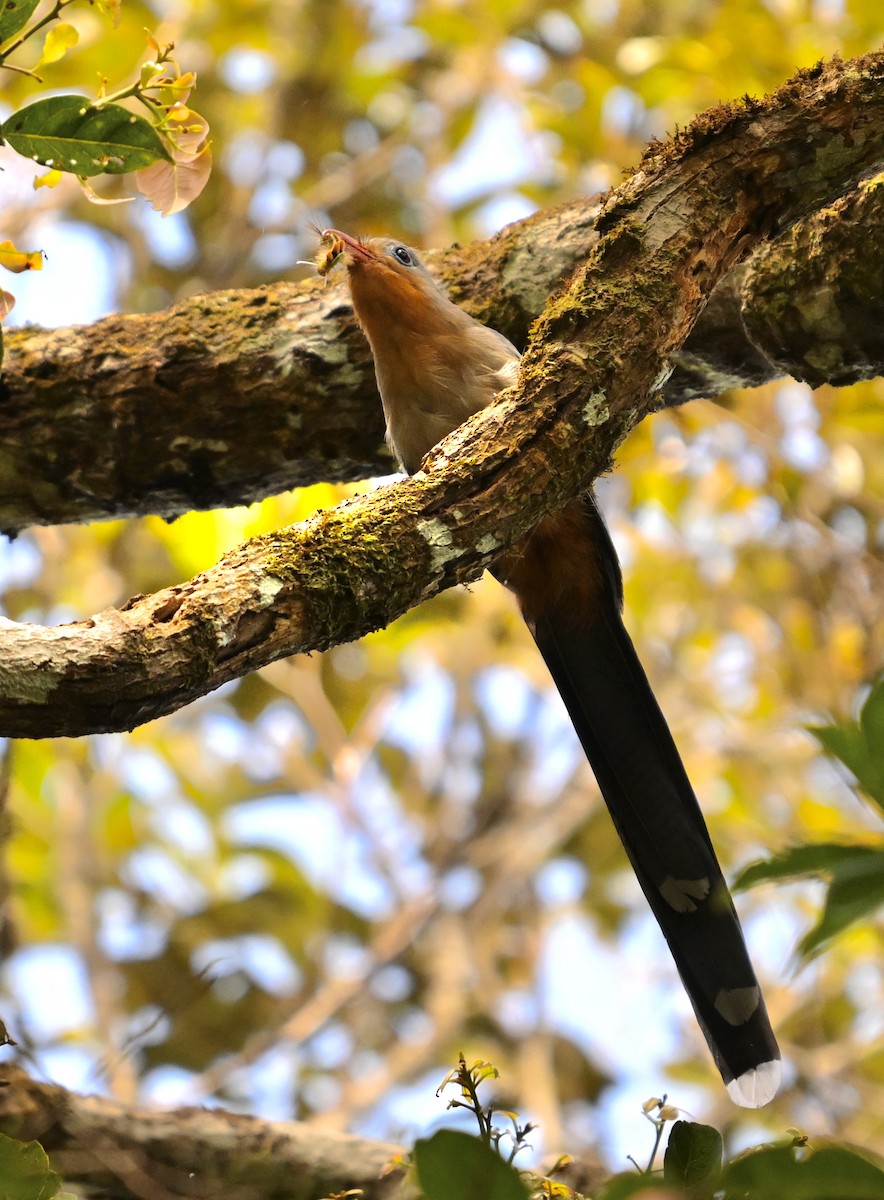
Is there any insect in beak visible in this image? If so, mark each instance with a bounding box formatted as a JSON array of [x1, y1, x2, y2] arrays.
[[314, 230, 346, 277], [297, 227, 347, 278]]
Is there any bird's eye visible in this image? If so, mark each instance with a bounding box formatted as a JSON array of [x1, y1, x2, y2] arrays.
[[391, 245, 413, 266]]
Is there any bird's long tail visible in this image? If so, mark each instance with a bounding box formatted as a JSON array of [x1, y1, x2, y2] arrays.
[[495, 498, 781, 1106]]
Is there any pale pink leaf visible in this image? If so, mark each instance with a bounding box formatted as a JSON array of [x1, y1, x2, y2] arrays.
[[136, 142, 212, 215]]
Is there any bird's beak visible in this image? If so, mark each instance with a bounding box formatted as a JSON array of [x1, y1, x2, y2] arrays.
[[322, 229, 374, 263]]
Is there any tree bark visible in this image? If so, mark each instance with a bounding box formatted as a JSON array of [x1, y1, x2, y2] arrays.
[[0, 50, 882, 739], [0, 1065, 409, 1200], [2, 166, 883, 534]]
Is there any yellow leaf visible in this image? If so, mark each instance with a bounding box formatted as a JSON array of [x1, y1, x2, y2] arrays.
[[37, 22, 79, 67], [33, 168, 63, 190], [157, 71, 197, 107], [0, 290, 16, 320], [163, 106, 210, 162], [93, 0, 122, 24], [0, 241, 43, 273]]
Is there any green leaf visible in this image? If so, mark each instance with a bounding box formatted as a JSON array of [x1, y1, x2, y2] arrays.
[[860, 675, 884, 741], [724, 1145, 797, 1196], [858, 678, 884, 812], [600, 1174, 682, 1198], [736, 843, 884, 958], [0, 0, 40, 45], [0, 1134, 62, 1200], [663, 1121, 722, 1197], [799, 847, 884, 956], [723, 1144, 884, 1198], [413, 1130, 530, 1200], [808, 677, 884, 811], [735, 843, 878, 890], [0, 96, 170, 177]]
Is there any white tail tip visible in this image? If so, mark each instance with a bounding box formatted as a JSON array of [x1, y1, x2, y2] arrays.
[[726, 1059, 782, 1108]]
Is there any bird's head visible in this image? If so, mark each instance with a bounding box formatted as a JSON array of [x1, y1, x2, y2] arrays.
[[322, 229, 450, 335]]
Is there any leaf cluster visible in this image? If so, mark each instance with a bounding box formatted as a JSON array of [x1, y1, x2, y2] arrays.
[[0, 1, 210, 366], [737, 676, 884, 956], [408, 1059, 884, 1200]]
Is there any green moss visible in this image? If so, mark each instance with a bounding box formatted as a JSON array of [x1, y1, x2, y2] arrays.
[[261, 503, 426, 645]]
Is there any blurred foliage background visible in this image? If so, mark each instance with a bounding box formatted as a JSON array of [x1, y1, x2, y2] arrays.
[[1, 0, 884, 1170]]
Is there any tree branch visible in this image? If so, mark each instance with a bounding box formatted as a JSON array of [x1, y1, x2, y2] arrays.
[[0, 1065, 408, 1200], [672, 167, 884, 401], [0, 203, 599, 533], [741, 168, 884, 387], [0, 50, 882, 739], [2, 162, 883, 534]]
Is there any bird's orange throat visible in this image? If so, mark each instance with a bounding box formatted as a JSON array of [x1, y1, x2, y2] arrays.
[[347, 262, 435, 339]]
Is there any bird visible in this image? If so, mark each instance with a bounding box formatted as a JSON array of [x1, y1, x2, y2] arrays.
[[324, 228, 782, 1108]]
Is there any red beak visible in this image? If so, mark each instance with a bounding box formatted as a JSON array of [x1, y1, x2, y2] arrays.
[[322, 229, 374, 262]]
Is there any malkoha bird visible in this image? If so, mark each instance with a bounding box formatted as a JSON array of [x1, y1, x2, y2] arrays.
[[323, 228, 781, 1108]]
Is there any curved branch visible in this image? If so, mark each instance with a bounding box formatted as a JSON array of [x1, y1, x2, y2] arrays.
[[672, 168, 884, 401], [2, 165, 883, 534], [1, 50, 883, 739], [741, 168, 884, 386]]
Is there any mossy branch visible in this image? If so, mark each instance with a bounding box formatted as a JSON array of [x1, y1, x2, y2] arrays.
[[0, 49, 882, 738]]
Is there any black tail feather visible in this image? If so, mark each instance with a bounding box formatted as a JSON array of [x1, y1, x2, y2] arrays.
[[527, 514, 780, 1105]]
